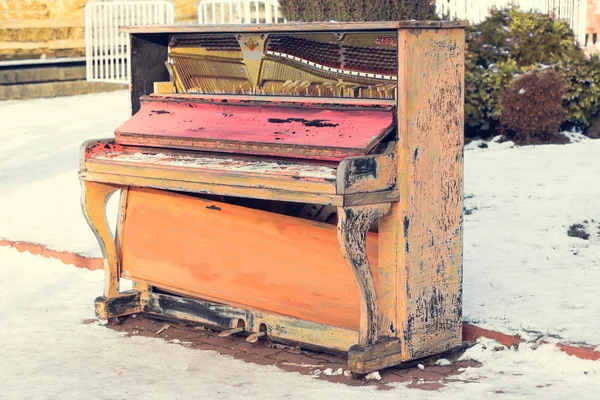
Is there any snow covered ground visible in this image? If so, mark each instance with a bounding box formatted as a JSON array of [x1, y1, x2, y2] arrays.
[[0, 92, 129, 256], [463, 136, 600, 345], [0, 91, 599, 397], [0, 246, 598, 399]]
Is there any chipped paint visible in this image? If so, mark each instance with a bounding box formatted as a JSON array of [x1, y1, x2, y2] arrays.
[[92, 151, 337, 180], [81, 24, 465, 375], [337, 204, 390, 345], [144, 292, 359, 351], [115, 97, 395, 161], [336, 143, 396, 194], [394, 28, 465, 360]]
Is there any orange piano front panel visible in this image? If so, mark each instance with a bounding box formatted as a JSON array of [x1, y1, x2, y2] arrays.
[[120, 187, 379, 331]]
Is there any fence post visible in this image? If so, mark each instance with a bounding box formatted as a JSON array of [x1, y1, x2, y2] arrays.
[[85, 0, 176, 84], [437, 0, 588, 50]]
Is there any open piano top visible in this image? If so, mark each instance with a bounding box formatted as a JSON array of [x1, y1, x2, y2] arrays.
[[87, 24, 406, 180]]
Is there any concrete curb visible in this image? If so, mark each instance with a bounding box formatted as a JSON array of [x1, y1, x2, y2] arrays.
[[1, 239, 598, 362]]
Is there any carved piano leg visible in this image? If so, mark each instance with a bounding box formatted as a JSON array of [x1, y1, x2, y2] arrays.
[[81, 181, 142, 319], [338, 203, 408, 374], [337, 204, 390, 345]]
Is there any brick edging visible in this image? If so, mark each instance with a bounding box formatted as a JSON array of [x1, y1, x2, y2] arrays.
[[1, 239, 598, 362], [0, 239, 103, 270]]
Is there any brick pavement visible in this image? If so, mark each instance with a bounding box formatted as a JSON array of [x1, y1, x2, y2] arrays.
[[99, 315, 483, 391]]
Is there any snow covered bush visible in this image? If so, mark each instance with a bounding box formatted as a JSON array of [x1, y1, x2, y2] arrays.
[[499, 71, 567, 144], [465, 8, 600, 138], [278, 0, 437, 22]]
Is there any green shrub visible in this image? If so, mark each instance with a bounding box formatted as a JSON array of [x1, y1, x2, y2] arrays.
[[468, 8, 583, 69], [278, 0, 438, 22], [466, 7, 600, 137], [558, 57, 600, 129], [465, 57, 520, 134], [499, 71, 567, 144]]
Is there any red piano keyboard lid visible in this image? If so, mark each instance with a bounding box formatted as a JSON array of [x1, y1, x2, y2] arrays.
[[115, 96, 395, 161]]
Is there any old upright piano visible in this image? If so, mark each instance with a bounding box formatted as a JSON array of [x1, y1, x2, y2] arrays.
[[80, 21, 466, 374]]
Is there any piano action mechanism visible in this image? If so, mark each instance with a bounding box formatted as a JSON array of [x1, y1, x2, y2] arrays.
[[79, 21, 467, 374]]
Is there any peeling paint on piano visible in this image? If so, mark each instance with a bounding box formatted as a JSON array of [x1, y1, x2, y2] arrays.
[[79, 22, 467, 375]]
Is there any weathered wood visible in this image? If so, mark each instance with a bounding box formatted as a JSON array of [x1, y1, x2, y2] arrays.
[[81, 140, 398, 206], [134, 282, 151, 302], [153, 81, 174, 94], [85, 160, 336, 194], [82, 140, 398, 206], [121, 21, 468, 35], [337, 204, 391, 345], [82, 140, 338, 194], [80, 180, 120, 297], [144, 292, 242, 328], [81, 171, 344, 206], [130, 33, 169, 115], [95, 292, 142, 319], [347, 338, 403, 373], [154, 93, 396, 107], [336, 142, 396, 195], [143, 292, 359, 352], [392, 27, 465, 360], [80, 23, 466, 375], [121, 188, 379, 330], [115, 97, 395, 161], [115, 187, 129, 277], [377, 202, 401, 338], [343, 191, 399, 207]]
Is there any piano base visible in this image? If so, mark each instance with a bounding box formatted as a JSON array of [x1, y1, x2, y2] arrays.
[[95, 291, 359, 354], [80, 132, 460, 374], [82, 180, 415, 374], [80, 21, 467, 376], [94, 290, 463, 375]]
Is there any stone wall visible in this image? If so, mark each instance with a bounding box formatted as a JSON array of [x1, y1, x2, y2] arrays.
[[174, 0, 197, 21], [0, 0, 86, 21], [0, 0, 198, 22]]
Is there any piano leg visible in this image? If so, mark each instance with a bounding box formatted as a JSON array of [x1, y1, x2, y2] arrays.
[[81, 181, 143, 319], [337, 204, 390, 346], [338, 203, 409, 374]]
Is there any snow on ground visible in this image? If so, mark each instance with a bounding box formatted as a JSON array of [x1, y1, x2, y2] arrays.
[[0, 92, 599, 351], [0, 92, 130, 256], [1, 246, 599, 399], [463, 134, 600, 346]]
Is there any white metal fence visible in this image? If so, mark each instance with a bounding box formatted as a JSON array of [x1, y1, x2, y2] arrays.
[[197, 0, 286, 24], [85, 0, 175, 84], [437, 0, 588, 45]]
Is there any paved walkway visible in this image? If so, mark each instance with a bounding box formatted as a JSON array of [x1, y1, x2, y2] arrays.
[[105, 314, 482, 391]]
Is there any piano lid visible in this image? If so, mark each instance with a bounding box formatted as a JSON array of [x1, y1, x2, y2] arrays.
[[115, 96, 395, 161]]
